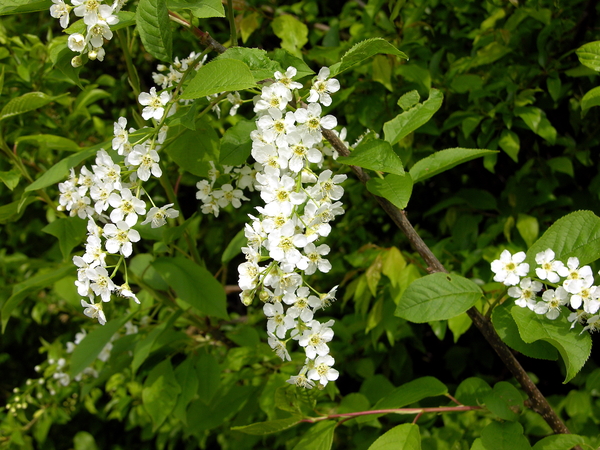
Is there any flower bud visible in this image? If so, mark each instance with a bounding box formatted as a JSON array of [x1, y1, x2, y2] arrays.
[[241, 291, 254, 306], [71, 56, 83, 68]]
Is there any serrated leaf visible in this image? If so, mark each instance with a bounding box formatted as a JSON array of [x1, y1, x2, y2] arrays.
[[0, 92, 57, 121], [409, 148, 497, 184], [525, 210, 600, 267], [373, 377, 448, 410], [481, 422, 531, 450], [165, 124, 219, 177], [291, 421, 335, 450], [42, 217, 88, 261], [338, 139, 404, 175], [581, 85, 600, 112], [271, 15, 308, 58], [576, 41, 600, 72], [216, 48, 281, 82], [219, 120, 255, 165], [396, 272, 482, 323], [531, 434, 585, 450], [368, 424, 421, 450], [511, 306, 592, 383], [329, 38, 408, 76], [232, 416, 302, 435], [142, 360, 181, 431], [167, 0, 225, 18], [366, 173, 413, 210], [152, 257, 229, 319], [383, 89, 443, 146], [136, 0, 172, 62], [181, 59, 256, 100]]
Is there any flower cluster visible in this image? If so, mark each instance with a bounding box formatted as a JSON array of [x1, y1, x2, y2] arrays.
[[57, 117, 179, 325], [50, 0, 125, 66], [232, 66, 343, 389], [196, 162, 255, 217], [492, 249, 600, 332]]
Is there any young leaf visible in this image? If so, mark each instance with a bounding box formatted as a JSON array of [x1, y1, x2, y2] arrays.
[[516, 214, 538, 248], [271, 15, 308, 57], [0, 92, 58, 121], [480, 421, 531, 450], [373, 376, 448, 410], [511, 306, 592, 383], [337, 139, 404, 175], [368, 424, 421, 450], [231, 416, 302, 435], [167, 0, 225, 18], [395, 273, 482, 323], [152, 257, 229, 319], [216, 48, 281, 82], [366, 173, 413, 210], [525, 210, 600, 267], [181, 59, 256, 100], [136, 0, 172, 62], [581, 86, 600, 112], [383, 89, 443, 146], [329, 38, 408, 76], [142, 360, 181, 431], [576, 41, 600, 72], [270, 49, 315, 79], [498, 130, 520, 162], [531, 434, 585, 450], [219, 120, 255, 166], [0, 0, 51, 15], [514, 106, 557, 145], [42, 217, 88, 261], [291, 421, 335, 450], [409, 148, 497, 184]]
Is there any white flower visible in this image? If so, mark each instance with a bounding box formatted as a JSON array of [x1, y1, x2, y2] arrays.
[[81, 299, 106, 325], [294, 103, 337, 145], [267, 331, 291, 361], [263, 301, 296, 339], [212, 184, 248, 208], [534, 249, 564, 283], [298, 319, 335, 359], [127, 144, 162, 181], [534, 286, 569, 320], [138, 87, 171, 121], [112, 117, 129, 152], [141, 204, 179, 228], [68, 33, 86, 52], [103, 221, 141, 257], [558, 257, 594, 294], [86, 266, 116, 302], [307, 354, 339, 387], [307, 67, 340, 107], [583, 314, 600, 333], [490, 250, 529, 286], [72, 0, 101, 25], [108, 188, 147, 226], [50, 0, 71, 28], [273, 67, 303, 91], [508, 277, 542, 310], [302, 243, 331, 275]]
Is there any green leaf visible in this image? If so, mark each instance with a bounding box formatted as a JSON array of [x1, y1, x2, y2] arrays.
[[0, 0, 51, 15], [16, 134, 80, 152], [0, 169, 20, 191], [482, 381, 523, 421], [142, 360, 181, 431], [576, 41, 600, 72], [136, 0, 172, 62], [383, 89, 443, 146], [271, 15, 308, 58], [231, 416, 302, 435], [0, 196, 37, 224], [152, 257, 229, 319], [131, 310, 182, 374], [514, 106, 556, 145], [498, 130, 520, 162], [581, 86, 600, 112], [70, 314, 130, 376], [455, 377, 492, 406], [2, 264, 75, 332], [221, 228, 247, 264], [216, 48, 281, 82], [0, 92, 57, 121], [373, 377, 448, 410], [480, 422, 531, 450], [164, 124, 219, 177], [368, 424, 421, 450], [366, 173, 413, 210], [167, 0, 225, 18], [547, 157, 574, 177], [531, 434, 585, 450], [196, 352, 220, 404], [329, 37, 408, 76], [338, 139, 404, 175], [398, 90, 420, 111], [219, 120, 255, 166], [409, 148, 497, 184], [396, 273, 482, 323], [270, 49, 315, 79], [491, 302, 558, 361], [51, 45, 83, 89], [511, 306, 592, 383], [42, 217, 88, 261], [525, 210, 600, 267], [516, 214, 538, 248], [291, 421, 335, 450], [181, 59, 256, 100]]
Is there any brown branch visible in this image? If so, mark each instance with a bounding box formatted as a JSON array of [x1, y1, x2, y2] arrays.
[[168, 11, 227, 54], [300, 405, 483, 423]]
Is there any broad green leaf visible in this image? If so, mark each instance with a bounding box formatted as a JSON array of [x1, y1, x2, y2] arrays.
[[142, 359, 181, 431], [136, 0, 172, 62], [455, 377, 492, 406], [409, 148, 497, 184], [482, 381, 523, 421], [187, 385, 255, 433], [368, 424, 421, 450], [152, 257, 229, 319], [42, 217, 88, 261], [396, 273, 482, 323], [491, 302, 558, 361], [531, 434, 585, 450], [291, 421, 335, 450], [131, 310, 182, 374], [338, 139, 404, 175], [329, 37, 408, 76], [0, 169, 20, 191], [196, 352, 221, 404], [581, 86, 600, 111], [270, 49, 315, 79], [383, 89, 443, 145], [219, 120, 255, 166], [271, 15, 308, 58], [0, 196, 37, 224], [381, 247, 407, 287], [216, 48, 281, 82], [0, 0, 51, 15], [70, 314, 130, 376], [221, 228, 247, 264], [480, 422, 531, 450], [2, 264, 75, 332], [373, 376, 447, 410], [366, 173, 413, 210], [576, 41, 600, 72], [547, 157, 574, 177], [173, 358, 199, 425], [50, 45, 83, 89], [516, 214, 538, 248], [398, 90, 420, 111], [451, 74, 483, 93], [514, 106, 556, 145], [511, 306, 592, 383], [547, 74, 562, 102], [181, 59, 256, 100], [498, 130, 520, 162], [16, 134, 80, 152], [0, 92, 57, 121], [525, 210, 600, 267], [471, 42, 511, 67], [448, 312, 472, 343], [164, 124, 219, 177], [372, 54, 393, 91], [231, 416, 302, 435], [167, 0, 225, 18], [240, 11, 260, 43]]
